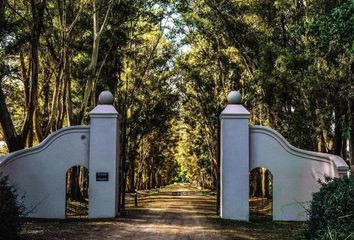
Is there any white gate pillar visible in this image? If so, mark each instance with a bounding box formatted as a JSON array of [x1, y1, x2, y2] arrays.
[[88, 91, 120, 218], [220, 91, 250, 221]]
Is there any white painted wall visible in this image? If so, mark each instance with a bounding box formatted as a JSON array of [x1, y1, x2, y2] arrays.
[[220, 91, 349, 222], [88, 104, 120, 218], [220, 101, 250, 221], [0, 91, 122, 219], [249, 126, 348, 221], [0, 126, 90, 218], [0, 90, 348, 221]]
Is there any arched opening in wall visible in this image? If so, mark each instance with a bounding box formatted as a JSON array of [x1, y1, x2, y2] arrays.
[[249, 167, 273, 221], [66, 166, 89, 218]]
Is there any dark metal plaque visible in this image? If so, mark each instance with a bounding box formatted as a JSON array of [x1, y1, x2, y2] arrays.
[[96, 172, 109, 181]]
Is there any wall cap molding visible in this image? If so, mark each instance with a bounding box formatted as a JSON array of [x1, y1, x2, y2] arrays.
[[0, 126, 90, 169], [220, 104, 250, 119], [250, 125, 349, 173]]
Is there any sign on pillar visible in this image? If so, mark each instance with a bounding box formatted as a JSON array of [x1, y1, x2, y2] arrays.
[[89, 91, 121, 218], [220, 91, 250, 221]]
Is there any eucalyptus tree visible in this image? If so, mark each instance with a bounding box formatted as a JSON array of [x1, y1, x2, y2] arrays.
[[175, 0, 353, 162], [303, 0, 353, 163], [0, 0, 46, 151]]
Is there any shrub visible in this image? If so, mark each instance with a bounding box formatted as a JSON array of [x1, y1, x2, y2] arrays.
[[305, 175, 354, 240], [0, 174, 25, 240]]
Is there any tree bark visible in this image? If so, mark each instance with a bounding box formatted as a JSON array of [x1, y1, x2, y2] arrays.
[[76, 0, 113, 124], [21, 0, 46, 147], [216, 118, 220, 214], [334, 105, 343, 156], [118, 115, 127, 214], [350, 99, 354, 166], [0, 0, 5, 28], [0, 84, 25, 152]]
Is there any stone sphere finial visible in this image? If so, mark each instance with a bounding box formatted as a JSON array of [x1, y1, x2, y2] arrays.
[[227, 91, 242, 104], [99, 91, 114, 105]]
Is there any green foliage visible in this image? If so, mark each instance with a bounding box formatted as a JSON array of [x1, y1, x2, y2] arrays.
[[0, 174, 25, 240], [174, 0, 354, 174], [305, 176, 354, 240], [305, 0, 354, 55], [0, 0, 353, 195]]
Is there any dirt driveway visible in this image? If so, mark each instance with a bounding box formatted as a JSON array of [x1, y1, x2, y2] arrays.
[[21, 184, 305, 239]]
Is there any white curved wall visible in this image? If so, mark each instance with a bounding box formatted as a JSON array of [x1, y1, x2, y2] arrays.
[[250, 126, 347, 221], [0, 126, 90, 219]]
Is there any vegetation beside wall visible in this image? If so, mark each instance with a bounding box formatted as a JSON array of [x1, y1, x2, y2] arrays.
[[0, 174, 25, 240], [305, 176, 354, 240]]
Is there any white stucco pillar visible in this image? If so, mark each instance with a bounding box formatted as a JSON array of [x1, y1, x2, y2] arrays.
[[88, 91, 120, 218], [220, 91, 250, 221]]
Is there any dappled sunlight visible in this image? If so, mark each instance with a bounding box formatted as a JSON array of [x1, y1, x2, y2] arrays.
[[21, 184, 305, 240]]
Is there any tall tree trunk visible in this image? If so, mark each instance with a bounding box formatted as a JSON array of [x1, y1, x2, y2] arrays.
[[0, 0, 45, 152], [118, 116, 127, 214], [129, 152, 135, 192], [76, 0, 112, 124], [261, 168, 266, 197], [22, 0, 46, 143], [66, 73, 74, 125], [128, 137, 140, 192], [69, 166, 81, 200], [350, 99, 354, 166], [34, 108, 43, 142], [0, 0, 5, 27], [137, 171, 142, 190], [42, 63, 51, 131], [334, 105, 342, 156], [0, 84, 25, 152], [342, 138, 347, 163], [150, 169, 155, 189], [265, 170, 271, 198], [216, 118, 220, 214]]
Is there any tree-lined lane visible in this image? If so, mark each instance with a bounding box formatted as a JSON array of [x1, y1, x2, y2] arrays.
[[21, 184, 305, 240]]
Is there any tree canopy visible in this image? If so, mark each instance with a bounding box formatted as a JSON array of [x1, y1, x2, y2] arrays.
[[0, 0, 353, 209]]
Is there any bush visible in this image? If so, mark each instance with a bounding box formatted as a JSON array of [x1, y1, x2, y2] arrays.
[[305, 176, 354, 240], [0, 174, 25, 240]]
